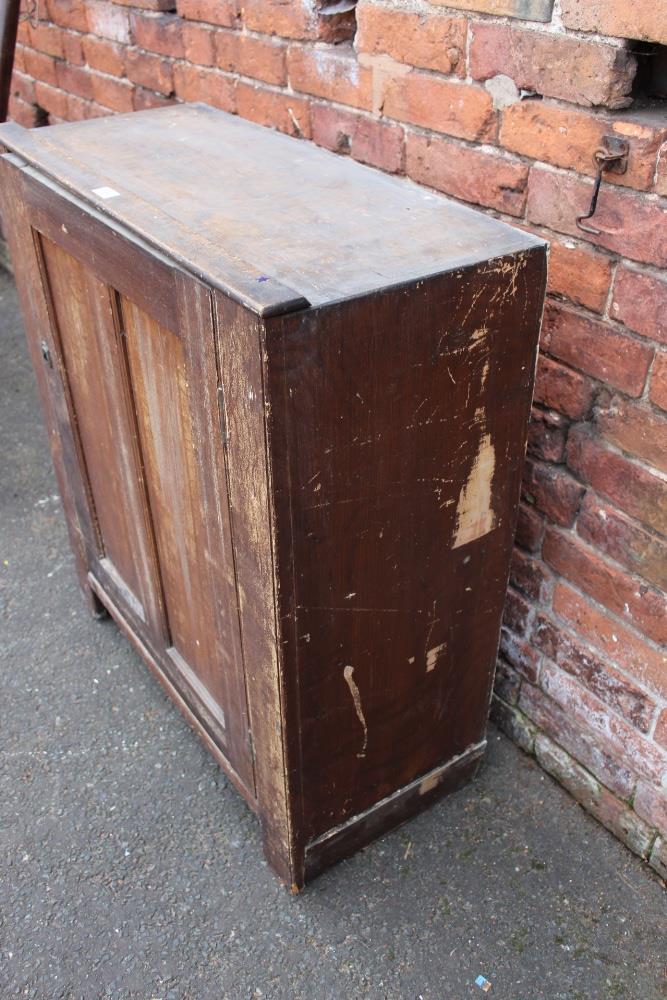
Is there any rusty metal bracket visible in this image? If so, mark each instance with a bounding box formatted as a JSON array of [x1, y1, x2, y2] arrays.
[[576, 135, 629, 236]]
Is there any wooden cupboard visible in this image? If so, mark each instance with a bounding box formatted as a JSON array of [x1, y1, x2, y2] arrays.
[[0, 104, 547, 888]]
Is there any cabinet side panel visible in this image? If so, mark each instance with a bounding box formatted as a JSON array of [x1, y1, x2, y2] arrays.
[[212, 291, 296, 886], [267, 248, 547, 844]]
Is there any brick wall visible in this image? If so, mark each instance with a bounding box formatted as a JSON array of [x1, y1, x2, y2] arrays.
[[7, 0, 667, 877]]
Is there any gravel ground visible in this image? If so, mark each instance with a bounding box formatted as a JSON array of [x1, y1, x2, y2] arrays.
[[1, 266, 665, 1000]]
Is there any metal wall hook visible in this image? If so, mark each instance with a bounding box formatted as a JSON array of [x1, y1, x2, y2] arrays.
[[576, 136, 629, 236]]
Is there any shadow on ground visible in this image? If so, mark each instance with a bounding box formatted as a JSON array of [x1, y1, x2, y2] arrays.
[[1, 269, 664, 999]]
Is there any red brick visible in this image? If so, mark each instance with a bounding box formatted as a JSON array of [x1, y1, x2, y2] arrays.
[[356, 4, 466, 77], [522, 459, 584, 527], [27, 22, 64, 58], [634, 781, 667, 835], [12, 44, 26, 74], [546, 303, 653, 397], [510, 547, 551, 602], [533, 614, 655, 732], [503, 586, 532, 637], [125, 49, 174, 94], [539, 661, 666, 785], [499, 628, 541, 683], [240, 0, 316, 40], [61, 31, 85, 66], [46, 0, 89, 31], [86, 1, 132, 44], [535, 734, 654, 857], [527, 407, 567, 463], [33, 80, 68, 118], [567, 426, 667, 536], [66, 94, 109, 121], [533, 355, 594, 420], [287, 45, 372, 111], [132, 86, 176, 111], [553, 580, 667, 700], [90, 72, 134, 112], [597, 395, 667, 474], [83, 36, 126, 77], [235, 82, 310, 138], [383, 71, 495, 142], [131, 12, 184, 57], [7, 95, 40, 127], [172, 63, 235, 112], [577, 494, 667, 594], [656, 709, 667, 751], [527, 166, 667, 268], [561, 0, 667, 47], [656, 145, 667, 198], [501, 102, 666, 191], [470, 22, 635, 110], [182, 22, 216, 66], [611, 267, 667, 346], [113, 0, 176, 8], [519, 682, 636, 799], [406, 131, 527, 216], [56, 62, 94, 101], [649, 351, 667, 412], [176, 0, 238, 26], [515, 502, 545, 553], [429, 0, 555, 17], [543, 527, 667, 646], [547, 239, 612, 315], [23, 49, 58, 86], [311, 104, 404, 174], [216, 32, 287, 87], [10, 71, 35, 105]]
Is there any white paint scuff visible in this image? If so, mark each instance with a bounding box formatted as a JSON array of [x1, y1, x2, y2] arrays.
[[343, 665, 368, 759]]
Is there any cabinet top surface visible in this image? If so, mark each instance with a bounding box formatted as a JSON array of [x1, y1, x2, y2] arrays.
[[0, 103, 543, 315]]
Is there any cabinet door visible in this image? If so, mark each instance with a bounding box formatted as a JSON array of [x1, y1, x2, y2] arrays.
[[10, 171, 254, 792]]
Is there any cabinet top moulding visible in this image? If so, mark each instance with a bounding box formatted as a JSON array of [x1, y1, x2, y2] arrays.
[[0, 103, 543, 317]]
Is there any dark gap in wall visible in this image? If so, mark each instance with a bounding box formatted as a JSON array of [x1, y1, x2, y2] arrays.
[[318, 0, 358, 44], [33, 104, 49, 128], [630, 41, 667, 109]]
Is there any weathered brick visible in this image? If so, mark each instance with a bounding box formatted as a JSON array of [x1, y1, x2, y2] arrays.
[[241, 0, 353, 42], [131, 13, 184, 57], [61, 32, 85, 67], [12, 43, 26, 74], [125, 48, 174, 94], [82, 36, 126, 77], [499, 627, 541, 683], [634, 781, 667, 834], [10, 71, 35, 105], [501, 102, 666, 191], [356, 4, 466, 76], [287, 45, 373, 111], [561, 0, 667, 47], [494, 657, 522, 705], [543, 527, 667, 646], [90, 71, 134, 112], [539, 661, 667, 785], [656, 709, 667, 751], [490, 698, 536, 755], [553, 581, 666, 702], [7, 95, 40, 128], [86, 0, 132, 44], [535, 734, 654, 857], [547, 239, 612, 315], [172, 64, 235, 112], [406, 131, 528, 216], [522, 458, 584, 527], [311, 104, 404, 174], [515, 501, 545, 553], [66, 93, 109, 120], [182, 22, 216, 66], [519, 682, 636, 799], [23, 48, 58, 86], [235, 82, 310, 138], [649, 837, 667, 880], [114, 0, 177, 8], [545, 302, 653, 396], [470, 22, 635, 110], [533, 614, 655, 732], [577, 494, 667, 594], [510, 547, 552, 603], [502, 586, 531, 637], [649, 351, 667, 412], [383, 71, 495, 142], [527, 166, 667, 268], [176, 0, 238, 27], [656, 145, 667, 198], [533, 356, 594, 420], [430, 0, 553, 17], [56, 61, 95, 101], [216, 32, 287, 86], [132, 85, 176, 111], [597, 395, 667, 475], [34, 80, 69, 118], [46, 0, 89, 31], [567, 426, 667, 536], [27, 22, 64, 58], [527, 407, 567, 463], [611, 267, 667, 346]]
